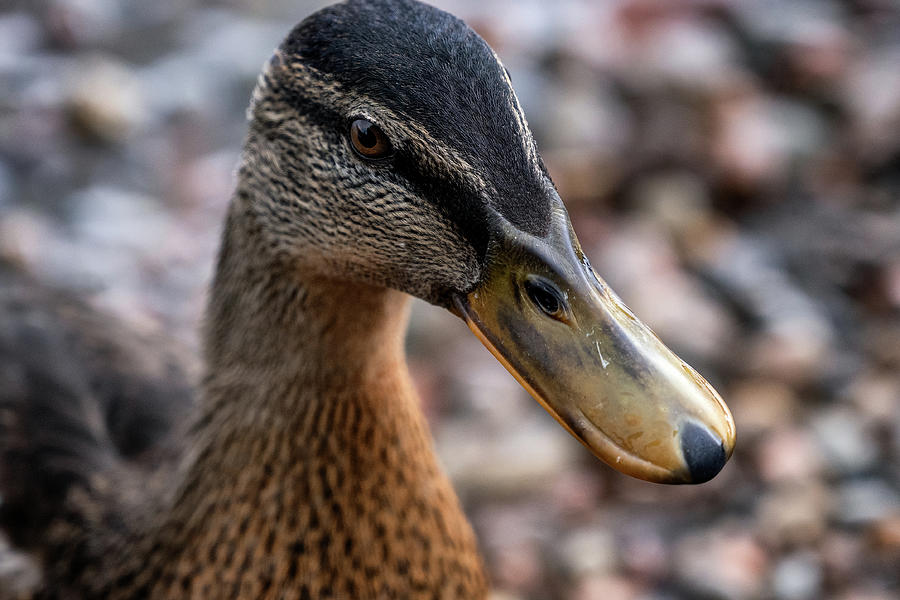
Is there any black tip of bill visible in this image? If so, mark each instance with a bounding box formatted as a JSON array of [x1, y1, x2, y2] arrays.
[[680, 421, 728, 484]]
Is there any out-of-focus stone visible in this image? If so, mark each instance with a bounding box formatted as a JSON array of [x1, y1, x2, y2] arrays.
[[540, 68, 632, 155], [67, 56, 145, 143], [785, 21, 851, 87], [572, 573, 641, 600], [745, 324, 831, 385], [732, 1, 845, 48], [619, 525, 669, 581], [441, 338, 530, 423], [593, 220, 736, 362], [755, 427, 823, 483], [487, 591, 524, 600], [868, 515, 900, 555], [837, 480, 900, 526], [489, 539, 544, 596], [69, 185, 170, 255], [548, 470, 605, 520], [886, 260, 900, 309], [474, 502, 552, 596], [757, 482, 830, 546], [541, 148, 618, 208], [175, 150, 238, 213], [729, 379, 798, 438], [844, 46, 900, 164], [45, 0, 126, 47], [632, 170, 711, 238], [712, 91, 828, 189], [642, 19, 740, 93], [863, 320, 900, 368], [710, 86, 785, 189], [811, 407, 879, 476], [820, 532, 864, 588], [186, 11, 290, 80], [849, 371, 900, 424], [674, 524, 768, 600], [438, 414, 578, 496], [0, 210, 58, 269], [695, 230, 834, 382], [833, 590, 898, 600], [0, 162, 12, 213], [0, 13, 43, 56], [771, 551, 823, 600], [559, 527, 617, 576]]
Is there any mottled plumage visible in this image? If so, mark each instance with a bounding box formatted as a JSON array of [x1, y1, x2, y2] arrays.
[[1, 0, 543, 596]]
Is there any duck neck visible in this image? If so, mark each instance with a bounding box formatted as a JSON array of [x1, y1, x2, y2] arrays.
[[200, 201, 418, 454], [155, 199, 485, 597], [130, 186, 485, 598], [204, 207, 409, 391]]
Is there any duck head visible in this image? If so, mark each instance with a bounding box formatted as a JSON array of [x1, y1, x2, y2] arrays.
[[242, 0, 735, 483]]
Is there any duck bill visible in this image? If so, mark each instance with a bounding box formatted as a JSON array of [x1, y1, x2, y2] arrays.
[[454, 202, 735, 484]]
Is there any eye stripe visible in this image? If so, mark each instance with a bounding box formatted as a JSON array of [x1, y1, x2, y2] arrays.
[[259, 75, 492, 255]]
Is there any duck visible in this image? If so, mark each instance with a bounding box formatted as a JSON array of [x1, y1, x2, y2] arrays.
[[0, 0, 736, 597]]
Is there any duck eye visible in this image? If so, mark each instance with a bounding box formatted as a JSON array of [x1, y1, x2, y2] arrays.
[[349, 119, 391, 159], [523, 276, 567, 320]]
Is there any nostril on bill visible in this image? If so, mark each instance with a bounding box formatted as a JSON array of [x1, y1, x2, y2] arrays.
[[681, 421, 727, 483]]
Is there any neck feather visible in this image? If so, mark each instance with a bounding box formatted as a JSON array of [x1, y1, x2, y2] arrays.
[[139, 192, 486, 596], [197, 198, 422, 463]]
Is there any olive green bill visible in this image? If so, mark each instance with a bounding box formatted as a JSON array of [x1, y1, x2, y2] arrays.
[[453, 202, 735, 484]]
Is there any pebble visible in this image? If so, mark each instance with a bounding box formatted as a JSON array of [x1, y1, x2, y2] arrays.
[[696, 230, 834, 382], [771, 552, 823, 600], [618, 525, 669, 581], [593, 220, 735, 362], [674, 525, 768, 600], [811, 407, 879, 476], [844, 46, 900, 163], [0, 13, 42, 56], [487, 592, 524, 600], [641, 18, 740, 93], [869, 515, 900, 555], [848, 371, 900, 424], [558, 527, 617, 576], [711, 87, 791, 189], [438, 414, 578, 495], [571, 573, 641, 600], [728, 379, 799, 438], [540, 69, 632, 155], [66, 56, 145, 143], [491, 542, 545, 596], [863, 320, 900, 367], [0, 161, 12, 212], [43, 0, 126, 47], [833, 592, 899, 600], [547, 469, 606, 521], [756, 482, 830, 547], [837, 480, 900, 526], [820, 532, 864, 588], [755, 427, 823, 483]]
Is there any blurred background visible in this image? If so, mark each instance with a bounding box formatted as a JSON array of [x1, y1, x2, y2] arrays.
[[0, 0, 898, 598]]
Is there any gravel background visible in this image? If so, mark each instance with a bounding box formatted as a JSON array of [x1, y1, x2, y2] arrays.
[[0, 1, 899, 599]]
